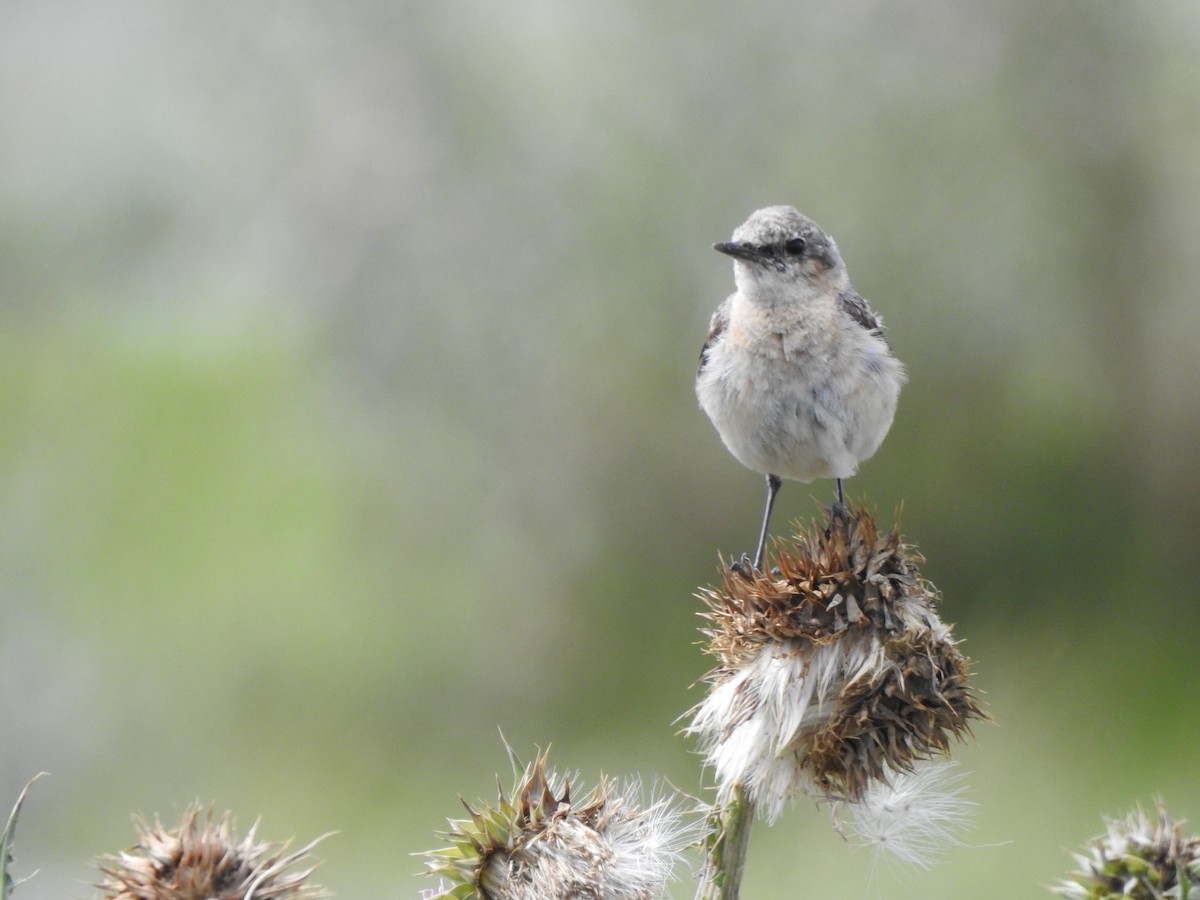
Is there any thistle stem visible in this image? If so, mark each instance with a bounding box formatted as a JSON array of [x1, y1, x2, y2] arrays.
[[696, 787, 755, 900]]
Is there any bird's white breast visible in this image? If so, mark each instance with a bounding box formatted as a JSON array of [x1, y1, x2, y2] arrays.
[[697, 292, 902, 482]]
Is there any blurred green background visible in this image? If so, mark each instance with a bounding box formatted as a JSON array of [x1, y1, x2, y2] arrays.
[[2, 2, 1199, 897]]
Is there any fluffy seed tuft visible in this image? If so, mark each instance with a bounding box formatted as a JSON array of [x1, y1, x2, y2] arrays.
[[841, 760, 975, 869]]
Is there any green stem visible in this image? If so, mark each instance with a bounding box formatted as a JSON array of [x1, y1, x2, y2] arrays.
[[696, 787, 755, 900]]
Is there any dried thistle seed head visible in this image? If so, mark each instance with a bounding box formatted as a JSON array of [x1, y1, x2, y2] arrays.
[[686, 505, 986, 824], [1053, 802, 1200, 899], [421, 751, 695, 900], [97, 806, 328, 900]]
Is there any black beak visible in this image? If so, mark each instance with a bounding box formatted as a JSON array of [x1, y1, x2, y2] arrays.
[[714, 241, 764, 263]]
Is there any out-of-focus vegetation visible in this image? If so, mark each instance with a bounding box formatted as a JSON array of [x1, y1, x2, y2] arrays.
[[2, 2, 1199, 897]]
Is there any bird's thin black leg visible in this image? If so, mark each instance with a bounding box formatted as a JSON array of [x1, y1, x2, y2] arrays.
[[828, 477, 848, 533], [753, 474, 783, 571]]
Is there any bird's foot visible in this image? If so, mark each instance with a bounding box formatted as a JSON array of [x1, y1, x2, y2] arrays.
[[825, 501, 850, 537], [729, 554, 779, 580], [729, 554, 756, 581]]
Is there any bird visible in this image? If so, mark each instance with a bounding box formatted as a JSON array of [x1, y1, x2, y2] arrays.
[[696, 206, 905, 571]]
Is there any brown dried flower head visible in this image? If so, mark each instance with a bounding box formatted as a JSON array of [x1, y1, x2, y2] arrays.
[[97, 805, 329, 900], [686, 505, 986, 823]]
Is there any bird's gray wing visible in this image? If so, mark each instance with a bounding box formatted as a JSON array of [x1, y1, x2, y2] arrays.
[[698, 295, 731, 375], [837, 289, 889, 346]]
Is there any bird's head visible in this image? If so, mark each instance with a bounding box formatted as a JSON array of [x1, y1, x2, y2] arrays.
[[715, 206, 847, 302]]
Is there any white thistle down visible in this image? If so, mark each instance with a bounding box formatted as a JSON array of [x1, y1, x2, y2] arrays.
[[688, 633, 886, 824], [842, 760, 974, 869], [594, 779, 699, 893]]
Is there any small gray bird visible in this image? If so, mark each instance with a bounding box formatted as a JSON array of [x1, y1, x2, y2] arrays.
[[696, 206, 905, 570]]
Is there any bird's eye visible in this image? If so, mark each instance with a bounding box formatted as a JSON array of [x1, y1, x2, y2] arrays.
[[784, 237, 807, 256]]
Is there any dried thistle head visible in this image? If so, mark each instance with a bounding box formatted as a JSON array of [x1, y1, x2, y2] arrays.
[[421, 751, 695, 900], [1053, 802, 1200, 899], [686, 505, 986, 825], [97, 805, 329, 900]]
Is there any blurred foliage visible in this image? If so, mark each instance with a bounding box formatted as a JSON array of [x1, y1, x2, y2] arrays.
[[2, 1, 1200, 897]]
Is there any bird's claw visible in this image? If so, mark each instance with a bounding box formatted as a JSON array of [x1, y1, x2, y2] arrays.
[[729, 554, 756, 580], [729, 554, 780, 580], [825, 501, 849, 537]]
